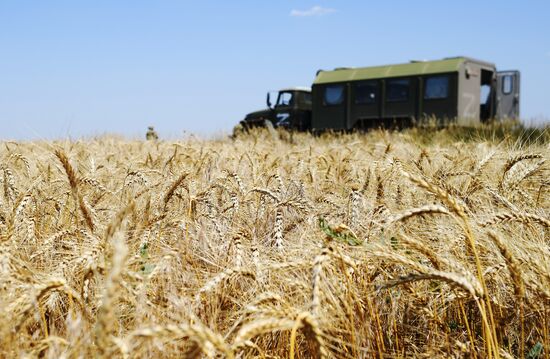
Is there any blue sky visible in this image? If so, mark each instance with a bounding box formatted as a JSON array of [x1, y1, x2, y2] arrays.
[[1, 1, 549, 140]]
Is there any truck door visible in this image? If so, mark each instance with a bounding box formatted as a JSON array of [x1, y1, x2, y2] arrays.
[[273, 91, 294, 128], [312, 84, 347, 130], [496, 71, 520, 119]]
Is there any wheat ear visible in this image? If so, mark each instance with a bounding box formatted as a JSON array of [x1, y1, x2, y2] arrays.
[[389, 204, 450, 224], [377, 270, 481, 298], [55, 149, 95, 232], [480, 212, 550, 228], [289, 312, 328, 359], [163, 172, 188, 209], [124, 323, 233, 358], [232, 317, 295, 349]]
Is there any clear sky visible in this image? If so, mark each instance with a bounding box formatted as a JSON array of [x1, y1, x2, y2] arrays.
[[1, 0, 549, 140]]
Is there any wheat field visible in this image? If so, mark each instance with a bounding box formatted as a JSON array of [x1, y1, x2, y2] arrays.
[[0, 125, 548, 358]]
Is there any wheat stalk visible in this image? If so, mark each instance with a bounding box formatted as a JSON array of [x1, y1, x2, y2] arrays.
[[95, 234, 127, 355]]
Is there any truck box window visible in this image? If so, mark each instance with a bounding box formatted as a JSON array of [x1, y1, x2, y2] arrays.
[[324, 85, 344, 105], [355, 81, 378, 104], [502, 75, 513, 94], [386, 79, 410, 102], [424, 76, 449, 99]]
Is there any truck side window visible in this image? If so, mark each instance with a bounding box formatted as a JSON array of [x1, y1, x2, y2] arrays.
[[355, 81, 378, 104], [386, 79, 410, 102], [304, 93, 312, 105], [424, 76, 449, 99], [324, 85, 344, 105], [502, 75, 513, 94], [277, 92, 293, 106]]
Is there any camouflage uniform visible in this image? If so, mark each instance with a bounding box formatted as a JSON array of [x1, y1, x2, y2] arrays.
[[146, 126, 158, 140]]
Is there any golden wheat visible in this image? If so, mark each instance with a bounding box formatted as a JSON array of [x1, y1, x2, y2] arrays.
[[0, 127, 547, 358]]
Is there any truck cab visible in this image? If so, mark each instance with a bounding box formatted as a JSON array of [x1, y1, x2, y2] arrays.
[[239, 87, 312, 131]]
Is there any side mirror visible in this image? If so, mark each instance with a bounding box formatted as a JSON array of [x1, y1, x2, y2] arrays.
[[266, 92, 273, 109]]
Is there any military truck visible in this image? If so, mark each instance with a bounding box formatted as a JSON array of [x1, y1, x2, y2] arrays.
[[238, 57, 519, 131], [238, 87, 313, 131]]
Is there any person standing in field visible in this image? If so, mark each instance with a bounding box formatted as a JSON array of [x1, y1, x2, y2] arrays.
[[146, 126, 158, 140]]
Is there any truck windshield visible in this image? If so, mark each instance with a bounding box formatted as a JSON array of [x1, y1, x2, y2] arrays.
[[276, 92, 294, 106]]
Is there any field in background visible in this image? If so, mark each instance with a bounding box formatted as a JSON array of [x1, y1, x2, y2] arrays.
[[0, 122, 548, 358]]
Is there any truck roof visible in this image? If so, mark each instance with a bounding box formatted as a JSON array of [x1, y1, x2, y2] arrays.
[[313, 57, 496, 84], [279, 86, 311, 93]]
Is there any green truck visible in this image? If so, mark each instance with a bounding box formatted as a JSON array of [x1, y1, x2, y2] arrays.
[[238, 57, 520, 131]]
